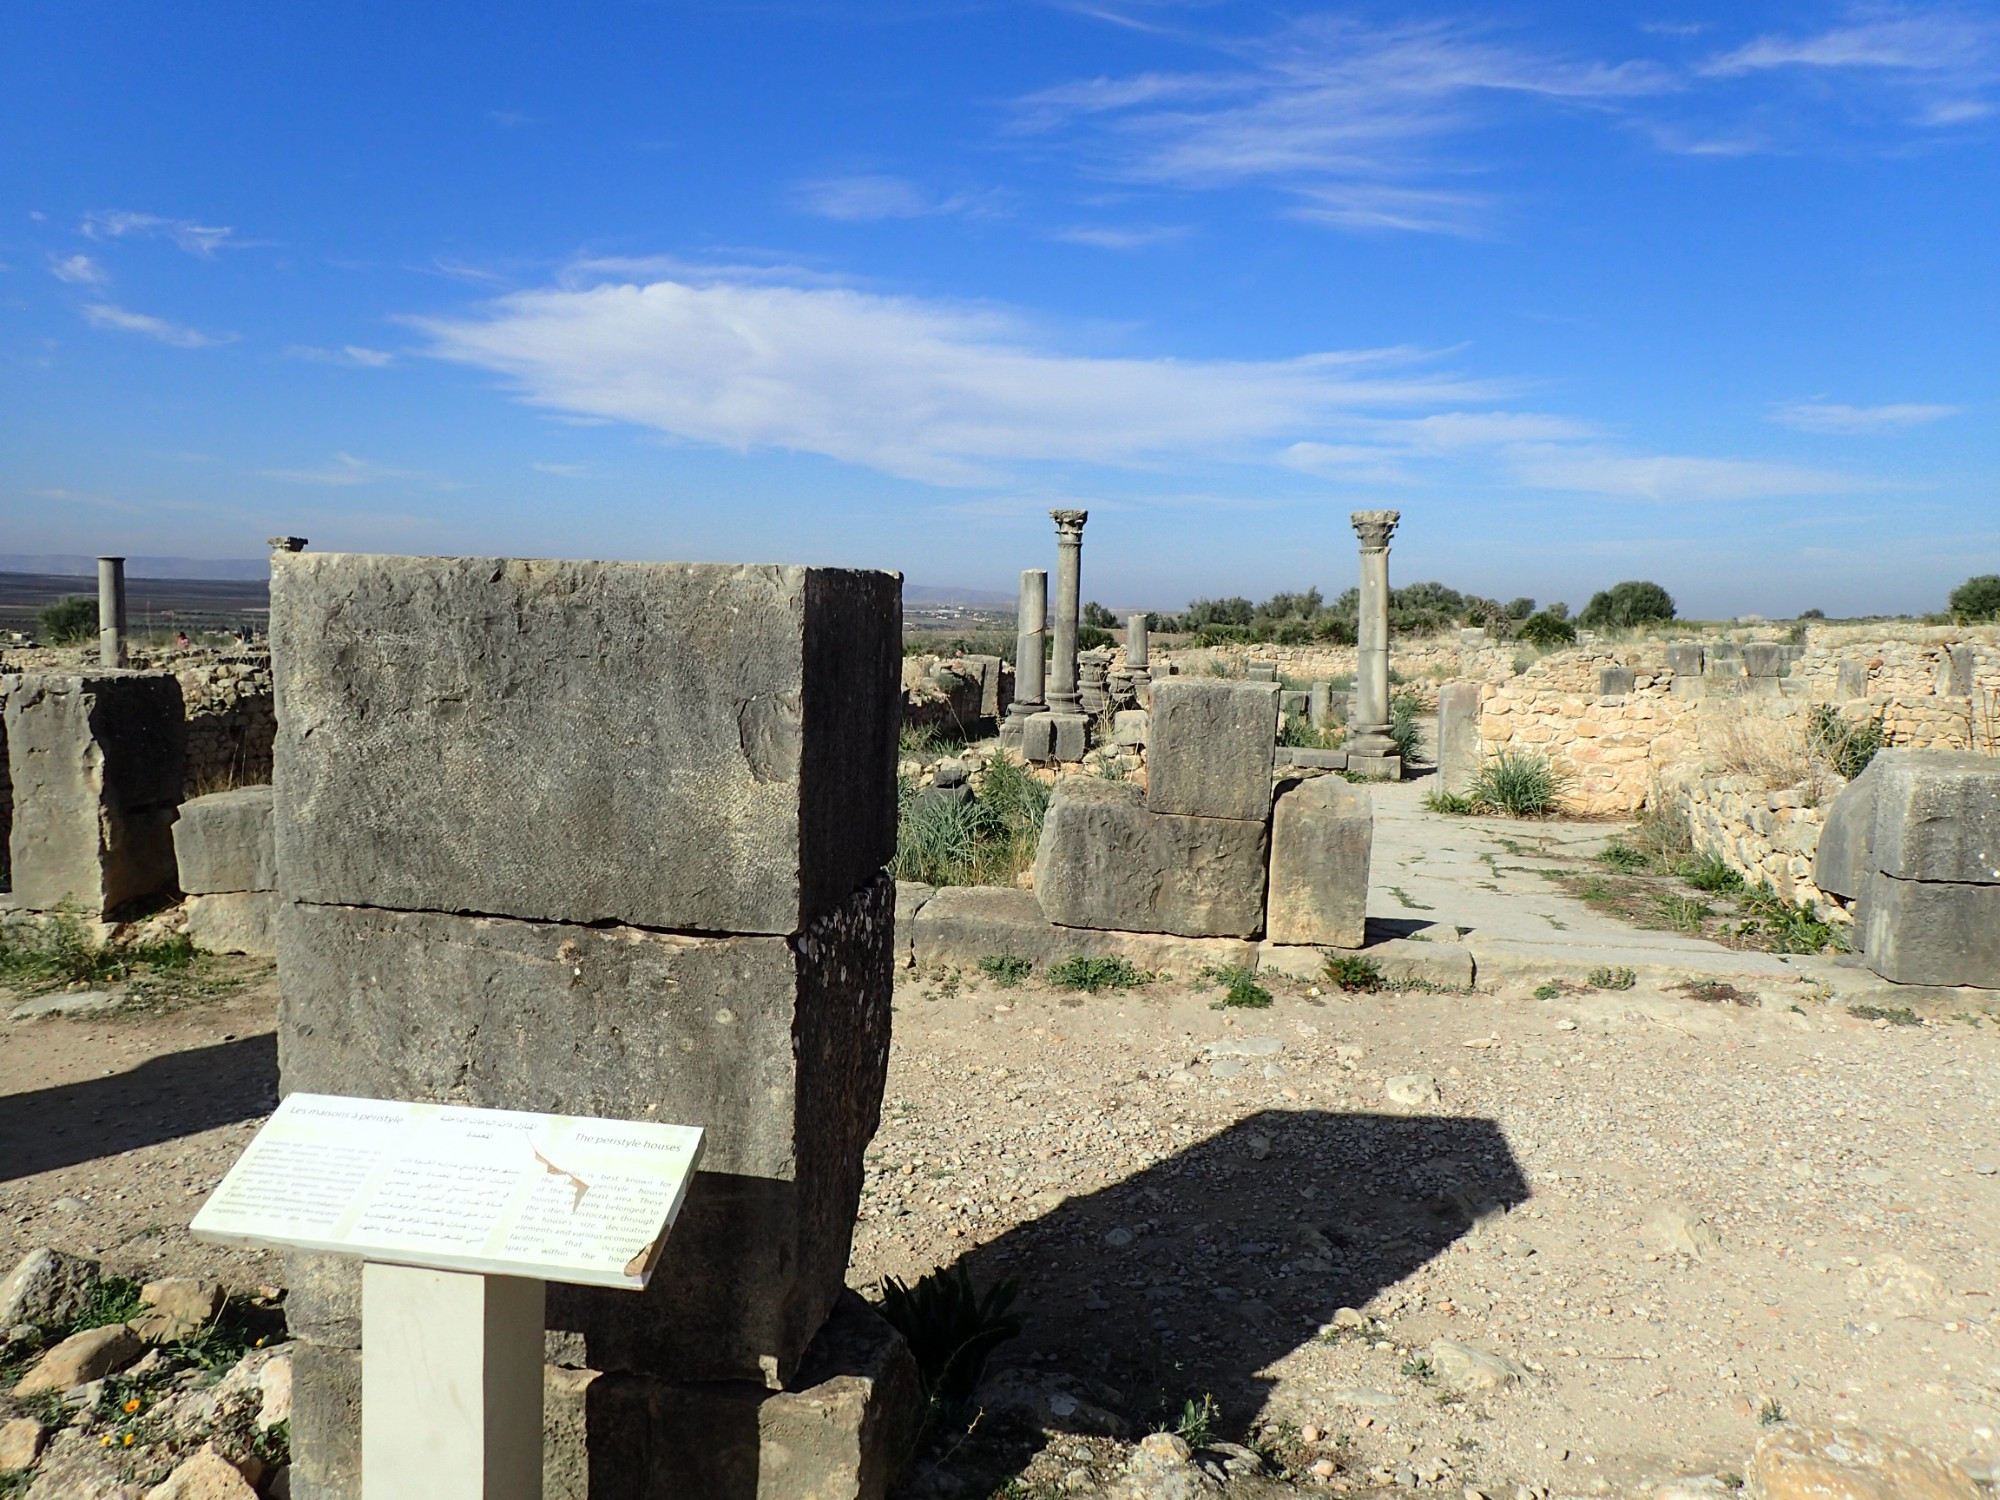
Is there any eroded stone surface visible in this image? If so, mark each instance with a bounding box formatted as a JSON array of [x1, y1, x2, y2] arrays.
[[1145, 679, 1279, 822]]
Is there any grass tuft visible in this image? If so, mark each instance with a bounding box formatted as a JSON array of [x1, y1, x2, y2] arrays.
[[1203, 964, 1272, 1009], [976, 954, 1033, 987]]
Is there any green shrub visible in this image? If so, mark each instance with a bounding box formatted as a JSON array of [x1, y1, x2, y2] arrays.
[[1678, 853, 1744, 892], [1653, 893, 1712, 932], [890, 759, 1048, 888], [1322, 954, 1383, 991], [1849, 1002, 1921, 1026], [1578, 580, 1676, 630], [1734, 883, 1844, 954], [877, 1264, 1023, 1407], [899, 722, 966, 758], [1388, 691, 1423, 765], [1806, 705, 1886, 781], [1517, 610, 1577, 648], [1467, 751, 1568, 817], [1048, 955, 1148, 992], [1587, 966, 1637, 991], [1279, 713, 1342, 750], [37, 595, 98, 645], [1203, 964, 1272, 1009], [1948, 573, 2000, 622], [977, 954, 1033, 987], [1598, 841, 1649, 872], [1423, 788, 1477, 815]]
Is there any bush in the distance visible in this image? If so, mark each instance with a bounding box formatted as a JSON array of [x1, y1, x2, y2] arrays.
[[1949, 574, 2000, 622], [1517, 610, 1578, 648], [37, 595, 98, 644], [1578, 580, 1675, 630]]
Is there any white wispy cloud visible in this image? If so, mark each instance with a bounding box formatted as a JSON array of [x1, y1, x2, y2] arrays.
[[410, 268, 1506, 485], [49, 253, 108, 286], [82, 303, 232, 349], [791, 174, 1006, 222], [258, 453, 456, 487], [1510, 451, 1871, 501], [286, 344, 397, 368], [1704, 6, 1999, 126], [1768, 399, 1961, 433], [1016, 16, 1672, 236], [81, 210, 237, 257], [531, 461, 598, 478], [1049, 222, 1193, 249]]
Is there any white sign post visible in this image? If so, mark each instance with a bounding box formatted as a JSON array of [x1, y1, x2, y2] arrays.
[[192, 1094, 704, 1500]]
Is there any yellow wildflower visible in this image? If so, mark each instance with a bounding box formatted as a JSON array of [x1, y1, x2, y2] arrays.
[[124, 1397, 142, 1413]]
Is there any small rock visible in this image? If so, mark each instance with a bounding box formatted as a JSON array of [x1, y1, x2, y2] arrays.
[[1104, 1228, 1135, 1249], [1323, 1386, 1398, 1409], [1385, 1074, 1441, 1108], [1845, 1255, 1945, 1319], [0, 1249, 102, 1331], [1428, 1339, 1528, 1392], [1332, 1307, 1368, 1328], [1205, 1036, 1283, 1058], [1748, 1423, 1978, 1499], [1136, 1432, 1192, 1467], [1246, 1133, 1272, 1161], [15, 1427, 136, 1499], [0, 1416, 46, 1471], [256, 1352, 292, 1429], [12, 1323, 143, 1396], [130, 1278, 224, 1344], [1644, 1203, 1721, 1260], [9, 990, 119, 1021], [145, 1447, 261, 1500]]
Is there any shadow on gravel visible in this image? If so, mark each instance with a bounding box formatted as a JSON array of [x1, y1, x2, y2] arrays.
[[913, 1110, 1527, 1492], [0, 1032, 278, 1180]]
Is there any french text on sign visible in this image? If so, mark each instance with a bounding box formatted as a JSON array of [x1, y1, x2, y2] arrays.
[[191, 1094, 703, 1289]]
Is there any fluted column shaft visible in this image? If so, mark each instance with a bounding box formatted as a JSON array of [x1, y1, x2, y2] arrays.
[[1350, 510, 1400, 748], [1009, 569, 1048, 716], [1046, 509, 1087, 713]]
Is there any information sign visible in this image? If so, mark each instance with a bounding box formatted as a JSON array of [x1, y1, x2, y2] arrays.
[[192, 1093, 704, 1289]]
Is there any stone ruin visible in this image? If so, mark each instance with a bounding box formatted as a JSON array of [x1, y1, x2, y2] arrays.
[[257, 553, 919, 1496], [1815, 748, 2000, 989]]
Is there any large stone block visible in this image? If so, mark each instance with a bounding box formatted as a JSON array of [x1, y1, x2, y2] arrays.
[[1858, 870, 2000, 988], [172, 785, 275, 894], [1814, 754, 1885, 901], [1265, 776, 1372, 947], [1597, 666, 1635, 696], [270, 555, 899, 936], [1868, 749, 2000, 884], [277, 874, 893, 1384], [1146, 678, 1279, 822], [907, 883, 1259, 974], [1435, 681, 1481, 796], [1033, 778, 1267, 938], [185, 890, 277, 956], [3, 672, 184, 915], [1664, 643, 1704, 676], [1741, 642, 1786, 678], [1837, 657, 1870, 700], [542, 1292, 922, 1500]]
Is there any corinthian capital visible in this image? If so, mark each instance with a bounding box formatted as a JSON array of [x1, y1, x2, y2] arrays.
[[1351, 509, 1400, 550], [1050, 508, 1089, 538]]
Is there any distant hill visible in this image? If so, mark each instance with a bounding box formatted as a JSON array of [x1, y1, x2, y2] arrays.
[[0, 571, 268, 635], [904, 583, 1015, 607], [0, 555, 270, 580]]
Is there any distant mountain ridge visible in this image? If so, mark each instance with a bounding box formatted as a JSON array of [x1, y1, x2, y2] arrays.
[[0, 555, 271, 580]]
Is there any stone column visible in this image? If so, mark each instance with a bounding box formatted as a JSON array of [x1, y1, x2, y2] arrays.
[[1349, 510, 1401, 776], [1046, 509, 1087, 713], [97, 556, 127, 668], [1010, 570, 1047, 715], [1126, 614, 1150, 681]]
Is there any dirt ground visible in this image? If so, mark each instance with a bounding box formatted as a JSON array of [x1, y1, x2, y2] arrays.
[[4, 948, 1997, 1495]]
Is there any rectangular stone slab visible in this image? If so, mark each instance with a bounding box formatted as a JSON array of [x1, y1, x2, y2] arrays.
[[1867, 749, 2000, 884], [1435, 681, 1480, 796], [276, 875, 893, 1383], [1034, 777, 1268, 938], [3, 672, 184, 915], [1266, 776, 1372, 947], [271, 554, 899, 935], [908, 883, 1259, 973], [1146, 678, 1280, 821], [1858, 870, 2000, 989], [1813, 753, 1884, 901], [172, 785, 276, 894]]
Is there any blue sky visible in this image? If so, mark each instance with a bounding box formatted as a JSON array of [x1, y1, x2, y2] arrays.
[[2, 1, 1995, 616]]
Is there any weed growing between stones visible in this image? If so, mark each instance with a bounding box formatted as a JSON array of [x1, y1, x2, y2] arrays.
[[1587, 966, 1638, 991], [0, 914, 221, 1000], [1160, 1393, 1220, 1449], [1806, 704, 1886, 780], [892, 758, 1049, 887], [1278, 713, 1342, 750], [1388, 691, 1425, 765], [1680, 853, 1746, 893], [1850, 1003, 1922, 1026], [1322, 955, 1384, 992], [1654, 893, 1713, 932], [1423, 788, 1478, 815], [1680, 980, 1752, 1006], [1757, 1398, 1788, 1426], [877, 1263, 1023, 1408], [1468, 750, 1568, 817], [977, 954, 1033, 987], [61, 1276, 147, 1335], [1047, 956, 1148, 993], [1733, 883, 1845, 954], [899, 721, 969, 758], [1202, 965, 1272, 1009]]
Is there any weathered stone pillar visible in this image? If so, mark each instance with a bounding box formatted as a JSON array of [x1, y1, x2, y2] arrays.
[[1046, 509, 1087, 713], [1007, 570, 1047, 718], [1349, 510, 1401, 777], [1436, 680, 1482, 796], [271, 555, 919, 1496], [1126, 613, 1150, 681], [97, 556, 127, 668]]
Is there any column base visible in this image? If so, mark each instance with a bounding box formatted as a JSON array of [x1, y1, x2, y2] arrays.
[[1021, 711, 1088, 763], [1346, 754, 1402, 781]]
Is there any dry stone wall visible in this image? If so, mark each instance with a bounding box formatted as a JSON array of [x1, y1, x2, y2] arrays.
[[1660, 768, 1838, 915]]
